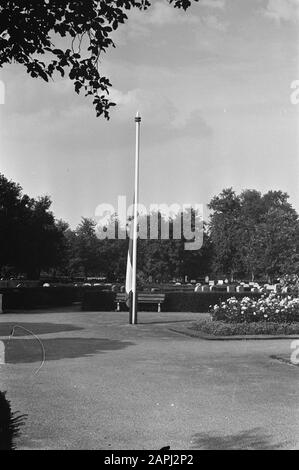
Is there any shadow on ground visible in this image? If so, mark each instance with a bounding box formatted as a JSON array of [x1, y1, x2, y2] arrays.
[[190, 428, 287, 450], [3, 337, 135, 363], [0, 322, 83, 337], [270, 354, 299, 367]]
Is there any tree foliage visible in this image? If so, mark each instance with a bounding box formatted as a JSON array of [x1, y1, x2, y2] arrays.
[[0, 0, 198, 118], [61, 209, 211, 281], [208, 188, 299, 281], [0, 174, 66, 279]]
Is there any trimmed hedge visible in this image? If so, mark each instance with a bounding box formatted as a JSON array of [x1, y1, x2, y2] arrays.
[[0, 285, 115, 310], [82, 291, 116, 311], [1, 288, 267, 313], [81, 291, 263, 312], [163, 292, 263, 313], [0, 287, 76, 310]]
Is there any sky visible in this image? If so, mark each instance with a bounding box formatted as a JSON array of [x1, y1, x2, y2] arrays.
[[0, 0, 299, 228]]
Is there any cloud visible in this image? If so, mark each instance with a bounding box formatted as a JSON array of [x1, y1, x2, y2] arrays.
[[146, 1, 199, 25], [262, 0, 299, 23], [109, 88, 177, 125], [109, 87, 212, 143], [112, 1, 228, 46], [200, 0, 226, 8], [202, 14, 228, 31], [111, 1, 199, 45]]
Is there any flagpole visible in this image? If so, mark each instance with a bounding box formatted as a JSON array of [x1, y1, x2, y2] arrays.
[[132, 111, 141, 325]]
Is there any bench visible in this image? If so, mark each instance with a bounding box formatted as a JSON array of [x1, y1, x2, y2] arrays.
[[115, 293, 165, 313]]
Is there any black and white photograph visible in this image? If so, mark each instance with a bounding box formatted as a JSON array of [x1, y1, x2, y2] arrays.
[[0, 0, 299, 454]]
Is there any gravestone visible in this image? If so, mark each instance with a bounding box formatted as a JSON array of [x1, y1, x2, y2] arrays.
[[251, 287, 259, 292], [227, 285, 236, 293], [201, 285, 210, 293]]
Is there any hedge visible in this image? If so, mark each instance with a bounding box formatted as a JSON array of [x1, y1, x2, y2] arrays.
[[0, 287, 76, 310], [0, 288, 266, 313], [82, 291, 116, 311], [0, 285, 116, 310], [162, 292, 263, 313], [81, 291, 263, 312]]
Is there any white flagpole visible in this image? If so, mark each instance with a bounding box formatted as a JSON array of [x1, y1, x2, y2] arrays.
[[132, 111, 141, 325]]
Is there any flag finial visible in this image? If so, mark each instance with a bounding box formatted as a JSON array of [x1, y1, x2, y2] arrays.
[[135, 111, 141, 122]]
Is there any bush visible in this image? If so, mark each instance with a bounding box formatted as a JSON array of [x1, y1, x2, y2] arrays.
[[280, 274, 299, 296], [0, 391, 27, 450], [191, 318, 299, 336], [210, 293, 299, 323], [82, 291, 116, 311]]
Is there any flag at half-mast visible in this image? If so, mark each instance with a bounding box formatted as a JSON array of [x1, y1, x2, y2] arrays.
[[125, 214, 134, 297]]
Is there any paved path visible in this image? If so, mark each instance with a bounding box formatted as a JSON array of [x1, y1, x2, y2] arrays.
[[0, 309, 298, 450]]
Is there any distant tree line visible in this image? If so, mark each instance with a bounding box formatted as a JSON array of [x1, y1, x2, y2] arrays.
[[0, 174, 298, 282]]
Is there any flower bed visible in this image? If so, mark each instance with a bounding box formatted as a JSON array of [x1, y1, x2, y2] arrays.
[[210, 293, 299, 323]]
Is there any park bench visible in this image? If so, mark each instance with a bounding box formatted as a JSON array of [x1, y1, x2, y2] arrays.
[[115, 292, 165, 313]]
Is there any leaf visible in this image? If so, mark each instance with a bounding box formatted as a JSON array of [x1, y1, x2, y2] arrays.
[[39, 70, 49, 82], [52, 49, 63, 56], [57, 66, 65, 77]]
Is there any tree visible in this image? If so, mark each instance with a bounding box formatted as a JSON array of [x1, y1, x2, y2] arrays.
[[208, 188, 299, 281], [46, 219, 71, 277], [0, 174, 30, 270], [180, 222, 213, 279], [0, 0, 198, 118], [253, 208, 299, 281], [65, 208, 211, 283], [68, 217, 101, 277], [0, 173, 66, 279], [236, 189, 267, 281], [19, 196, 67, 279], [208, 188, 242, 280]]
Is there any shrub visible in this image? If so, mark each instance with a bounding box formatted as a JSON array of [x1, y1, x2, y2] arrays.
[[0, 391, 27, 450], [210, 293, 299, 323], [280, 274, 299, 296]]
